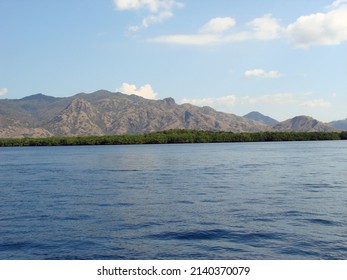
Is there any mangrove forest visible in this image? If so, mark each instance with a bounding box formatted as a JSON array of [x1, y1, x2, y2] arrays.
[[1, 130, 347, 147]]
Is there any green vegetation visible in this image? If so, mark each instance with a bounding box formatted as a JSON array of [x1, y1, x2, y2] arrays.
[[0, 130, 346, 147]]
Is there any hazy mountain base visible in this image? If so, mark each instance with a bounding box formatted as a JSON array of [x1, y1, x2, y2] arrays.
[[329, 119, 347, 130]]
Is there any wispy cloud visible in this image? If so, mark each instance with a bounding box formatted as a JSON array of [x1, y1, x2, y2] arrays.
[[150, 2, 347, 48], [241, 93, 298, 105], [326, 0, 347, 9], [241, 93, 332, 109], [0, 88, 8, 96], [180, 93, 299, 110], [113, 0, 184, 32], [149, 16, 239, 45], [181, 92, 312, 108], [199, 17, 236, 34], [114, 0, 183, 12], [299, 99, 332, 108], [181, 95, 237, 108], [151, 14, 281, 45], [180, 92, 334, 119], [117, 82, 158, 99], [240, 93, 333, 112], [244, 68, 282, 79]]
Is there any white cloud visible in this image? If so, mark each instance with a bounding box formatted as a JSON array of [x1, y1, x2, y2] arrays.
[[181, 93, 298, 109], [117, 82, 158, 99], [142, 10, 173, 28], [180, 93, 333, 118], [241, 93, 333, 110], [151, 33, 222, 45], [244, 68, 281, 79], [247, 14, 281, 40], [299, 99, 332, 108], [199, 17, 236, 34], [128, 25, 140, 33], [327, 0, 347, 9], [286, 5, 347, 48], [149, 30, 244, 45], [150, 3, 347, 48], [114, 0, 142, 10], [114, 0, 183, 30], [242, 93, 297, 105], [114, 0, 182, 12], [0, 88, 8, 96], [151, 14, 281, 45], [181, 95, 237, 108]]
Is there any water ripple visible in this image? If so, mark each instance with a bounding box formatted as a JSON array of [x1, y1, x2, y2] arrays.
[[147, 229, 285, 242], [1, 142, 347, 259]]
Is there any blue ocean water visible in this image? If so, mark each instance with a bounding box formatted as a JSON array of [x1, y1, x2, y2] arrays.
[[1, 141, 347, 259]]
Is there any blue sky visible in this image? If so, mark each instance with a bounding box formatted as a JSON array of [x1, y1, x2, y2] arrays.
[[1, 0, 347, 122]]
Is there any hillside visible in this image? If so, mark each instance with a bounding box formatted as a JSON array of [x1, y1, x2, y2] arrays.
[[1, 91, 342, 138], [243, 111, 279, 126], [273, 116, 337, 132], [329, 119, 347, 130], [0, 90, 269, 138]]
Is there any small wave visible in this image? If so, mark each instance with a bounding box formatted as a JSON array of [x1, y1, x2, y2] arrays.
[[117, 202, 135, 207], [304, 218, 340, 226], [201, 199, 225, 203], [283, 210, 314, 217], [49, 254, 94, 260], [280, 247, 321, 258], [147, 229, 283, 242], [0, 241, 33, 251], [175, 200, 195, 205], [253, 217, 273, 222], [303, 183, 338, 189], [55, 214, 91, 221], [239, 163, 274, 169], [100, 169, 140, 173], [148, 229, 228, 240]]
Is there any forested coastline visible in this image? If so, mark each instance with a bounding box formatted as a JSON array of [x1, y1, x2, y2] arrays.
[[1, 130, 347, 147]]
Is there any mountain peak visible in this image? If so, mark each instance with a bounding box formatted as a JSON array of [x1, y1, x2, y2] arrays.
[[162, 97, 176, 107], [21, 93, 56, 102], [274, 115, 337, 132], [243, 111, 279, 126]]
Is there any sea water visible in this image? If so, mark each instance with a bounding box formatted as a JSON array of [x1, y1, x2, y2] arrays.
[[1, 141, 347, 259]]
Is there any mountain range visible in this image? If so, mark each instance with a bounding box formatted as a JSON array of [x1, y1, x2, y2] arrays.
[[329, 119, 347, 130], [0, 90, 341, 138]]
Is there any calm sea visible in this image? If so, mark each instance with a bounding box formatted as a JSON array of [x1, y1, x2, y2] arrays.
[[1, 141, 347, 260]]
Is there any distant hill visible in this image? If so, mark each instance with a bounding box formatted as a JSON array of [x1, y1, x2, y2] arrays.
[[273, 116, 337, 132], [329, 119, 347, 130], [0, 90, 269, 138], [243, 111, 279, 126]]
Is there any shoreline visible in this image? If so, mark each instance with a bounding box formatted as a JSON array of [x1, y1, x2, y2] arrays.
[[1, 130, 346, 147]]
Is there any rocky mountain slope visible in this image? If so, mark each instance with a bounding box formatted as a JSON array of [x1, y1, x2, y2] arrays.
[[273, 116, 337, 132], [0, 90, 269, 138], [0, 91, 340, 138], [243, 111, 279, 126]]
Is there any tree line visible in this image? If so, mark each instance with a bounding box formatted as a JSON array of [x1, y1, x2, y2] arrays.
[[0, 130, 346, 147]]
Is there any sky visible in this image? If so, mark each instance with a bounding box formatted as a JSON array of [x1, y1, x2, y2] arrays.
[[1, 0, 347, 122]]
